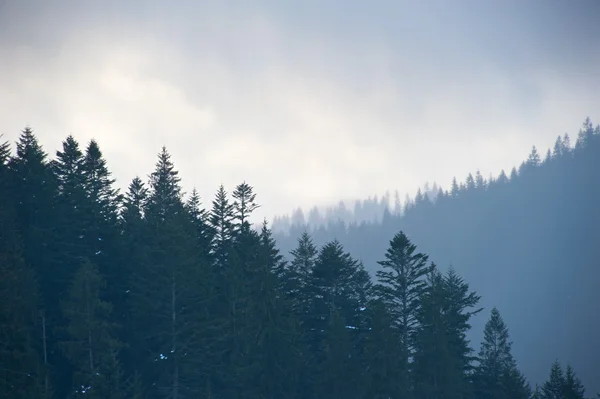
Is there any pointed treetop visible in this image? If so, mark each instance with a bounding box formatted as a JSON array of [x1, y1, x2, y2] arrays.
[[15, 126, 47, 164], [232, 181, 260, 230], [526, 146, 541, 167], [0, 135, 11, 166], [146, 146, 183, 219]]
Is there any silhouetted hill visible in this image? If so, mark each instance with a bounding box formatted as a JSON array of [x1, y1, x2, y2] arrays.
[[273, 117, 600, 392]]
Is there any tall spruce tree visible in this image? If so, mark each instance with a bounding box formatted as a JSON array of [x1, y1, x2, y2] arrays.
[[474, 307, 530, 399], [60, 259, 125, 399], [374, 230, 432, 397], [563, 365, 586, 399], [541, 361, 565, 399], [362, 298, 404, 399], [133, 147, 203, 398], [413, 266, 482, 399], [308, 240, 371, 399]]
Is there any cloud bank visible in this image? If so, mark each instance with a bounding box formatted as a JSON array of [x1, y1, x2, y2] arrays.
[[1, 0, 599, 220]]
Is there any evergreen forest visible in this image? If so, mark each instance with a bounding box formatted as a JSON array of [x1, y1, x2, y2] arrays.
[[0, 120, 598, 398]]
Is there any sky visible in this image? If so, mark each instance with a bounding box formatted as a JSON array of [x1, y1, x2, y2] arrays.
[[1, 0, 600, 222]]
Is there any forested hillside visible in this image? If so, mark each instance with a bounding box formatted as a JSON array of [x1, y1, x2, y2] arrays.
[[274, 117, 600, 393], [0, 125, 596, 398]]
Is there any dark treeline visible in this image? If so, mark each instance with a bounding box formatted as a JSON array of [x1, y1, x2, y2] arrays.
[[274, 117, 600, 393], [0, 126, 595, 399]]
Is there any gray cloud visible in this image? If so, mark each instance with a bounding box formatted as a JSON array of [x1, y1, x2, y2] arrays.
[[1, 0, 599, 220]]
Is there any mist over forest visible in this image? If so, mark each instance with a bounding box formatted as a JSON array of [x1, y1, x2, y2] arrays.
[[1, 118, 598, 398], [272, 117, 600, 393]]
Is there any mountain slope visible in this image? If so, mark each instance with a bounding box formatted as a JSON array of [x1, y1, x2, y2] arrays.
[[274, 118, 600, 392]]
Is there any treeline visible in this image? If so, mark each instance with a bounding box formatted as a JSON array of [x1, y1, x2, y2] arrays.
[[271, 182, 442, 233], [273, 117, 600, 392], [0, 128, 594, 398]]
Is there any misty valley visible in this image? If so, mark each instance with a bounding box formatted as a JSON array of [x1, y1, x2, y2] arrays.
[[0, 118, 599, 399]]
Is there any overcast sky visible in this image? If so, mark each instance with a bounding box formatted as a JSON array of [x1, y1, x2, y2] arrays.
[[1, 0, 599, 221]]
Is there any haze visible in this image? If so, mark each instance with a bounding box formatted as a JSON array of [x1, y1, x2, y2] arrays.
[[2, 0, 599, 221]]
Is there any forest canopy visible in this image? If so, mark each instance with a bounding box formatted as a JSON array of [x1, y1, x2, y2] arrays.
[[0, 119, 598, 398]]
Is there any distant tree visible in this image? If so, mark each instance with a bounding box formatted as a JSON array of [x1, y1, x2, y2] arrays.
[[475, 170, 486, 189], [552, 136, 564, 158], [474, 307, 530, 399], [466, 173, 476, 191], [451, 177, 460, 197], [526, 146, 541, 168], [575, 117, 594, 151]]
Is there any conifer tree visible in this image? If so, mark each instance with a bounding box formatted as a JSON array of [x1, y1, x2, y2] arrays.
[[209, 185, 235, 268], [285, 232, 318, 317], [362, 298, 404, 399], [541, 361, 565, 399], [0, 213, 46, 398], [60, 259, 125, 399], [232, 181, 259, 232], [474, 307, 530, 399], [413, 266, 482, 399], [133, 147, 203, 398], [307, 240, 371, 398], [563, 365, 586, 399], [375, 230, 432, 395]]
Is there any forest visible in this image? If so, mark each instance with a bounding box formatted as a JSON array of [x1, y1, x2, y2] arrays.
[[0, 121, 597, 398]]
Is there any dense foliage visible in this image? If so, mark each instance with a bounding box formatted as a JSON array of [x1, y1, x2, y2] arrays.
[[0, 125, 596, 398], [275, 117, 600, 393]]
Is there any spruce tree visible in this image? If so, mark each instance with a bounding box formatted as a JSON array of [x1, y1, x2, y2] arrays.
[[541, 361, 565, 399], [413, 266, 482, 399], [0, 208, 46, 398], [563, 365, 586, 399], [60, 259, 125, 399], [308, 240, 371, 399], [375, 230, 432, 396], [474, 307, 530, 399], [133, 147, 203, 398], [362, 298, 404, 399], [285, 232, 318, 318]]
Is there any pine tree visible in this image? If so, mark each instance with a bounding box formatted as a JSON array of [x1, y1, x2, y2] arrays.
[[209, 185, 235, 269], [60, 259, 125, 399], [552, 136, 564, 158], [316, 309, 362, 399], [121, 177, 147, 224], [307, 240, 371, 399], [232, 181, 259, 232], [413, 266, 482, 399], [575, 117, 594, 151], [474, 307, 530, 399], [80, 139, 122, 312], [412, 267, 447, 399], [374, 230, 432, 396], [133, 147, 204, 398], [362, 298, 404, 399], [563, 365, 586, 399], [526, 146, 541, 168], [0, 207, 46, 398], [541, 361, 565, 399], [451, 177, 460, 197], [285, 232, 318, 317], [240, 221, 301, 398]]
